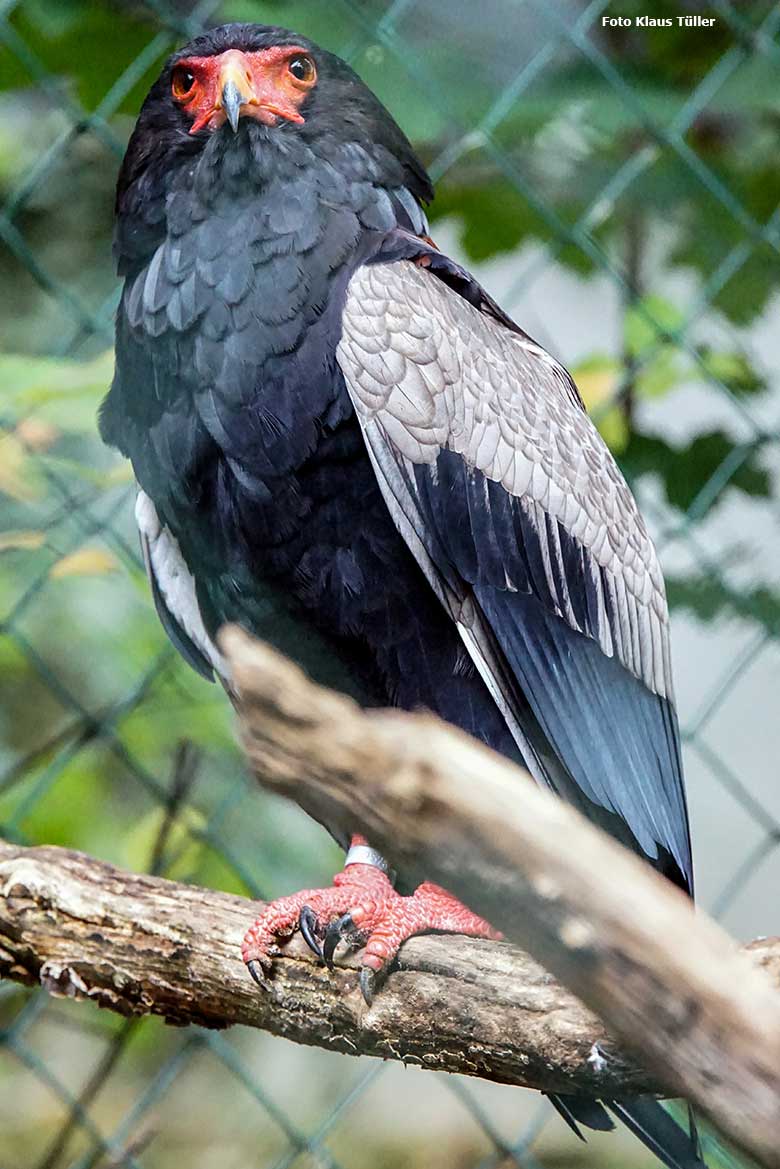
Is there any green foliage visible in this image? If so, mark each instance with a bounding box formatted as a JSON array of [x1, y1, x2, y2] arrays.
[[1, 349, 114, 428], [666, 575, 780, 636], [0, 0, 170, 115], [429, 5, 780, 333], [569, 291, 772, 558], [621, 430, 770, 512], [431, 180, 543, 262]]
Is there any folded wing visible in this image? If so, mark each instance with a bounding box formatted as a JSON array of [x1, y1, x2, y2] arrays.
[[336, 255, 692, 890]]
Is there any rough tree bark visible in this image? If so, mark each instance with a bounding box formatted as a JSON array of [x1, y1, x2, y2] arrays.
[[0, 840, 658, 1094], [1, 839, 779, 1107], [221, 626, 780, 1169]]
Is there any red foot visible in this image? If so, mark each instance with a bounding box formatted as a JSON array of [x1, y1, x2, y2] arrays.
[[242, 853, 501, 1002]]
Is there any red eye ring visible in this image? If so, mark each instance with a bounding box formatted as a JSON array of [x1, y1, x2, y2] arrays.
[[172, 65, 196, 100]]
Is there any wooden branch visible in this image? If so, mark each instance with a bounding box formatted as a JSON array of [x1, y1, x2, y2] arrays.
[[221, 625, 780, 1169], [1, 838, 779, 1108], [0, 839, 669, 1094]]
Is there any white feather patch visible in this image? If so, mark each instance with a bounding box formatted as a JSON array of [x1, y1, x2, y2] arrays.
[[135, 490, 226, 678]]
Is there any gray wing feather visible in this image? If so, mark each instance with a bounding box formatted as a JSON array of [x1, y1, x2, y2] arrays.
[[337, 260, 671, 701], [361, 419, 547, 783]]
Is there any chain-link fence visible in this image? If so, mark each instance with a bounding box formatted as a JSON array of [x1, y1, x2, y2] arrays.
[[1, 0, 779, 1166]]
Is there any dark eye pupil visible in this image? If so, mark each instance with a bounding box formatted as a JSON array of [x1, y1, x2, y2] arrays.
[[289, 57, 310, 80], [176, 69, 194, 92]]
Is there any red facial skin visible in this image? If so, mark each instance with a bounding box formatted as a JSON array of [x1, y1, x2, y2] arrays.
[[171, 46, 316, 134]]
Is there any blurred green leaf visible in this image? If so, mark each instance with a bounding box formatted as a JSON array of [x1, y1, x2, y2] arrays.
[[1, 349, 113, 428], [121, 804, 208, 879], [430, 178, 543, 261], [0, 429, 45, 501], [625, 294, 685, 359], [2, 0, 170, 115], [667, 574, 780, 634], [621, 431, 771, 512], [697, 345, 767, 396], [0, 530, 45, 551], [635, 347, 685, 399], [49, 545, 118, 578]]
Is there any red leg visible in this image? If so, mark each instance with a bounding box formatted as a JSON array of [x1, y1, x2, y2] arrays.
[[242, 836, 501, 1002]]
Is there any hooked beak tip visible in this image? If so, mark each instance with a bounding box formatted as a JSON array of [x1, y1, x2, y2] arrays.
[[221, 79, 243, 132]]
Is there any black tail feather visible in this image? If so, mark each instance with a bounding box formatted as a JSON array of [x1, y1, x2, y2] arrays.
[[547, 1095, 705, 1169], [547, 1094, 614, 1140], [687, 1103, 702, 1161], [606, 1098, 706, 1169]]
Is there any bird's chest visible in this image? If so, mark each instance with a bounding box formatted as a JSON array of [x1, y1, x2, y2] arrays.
[[214, 414, 417, 630]]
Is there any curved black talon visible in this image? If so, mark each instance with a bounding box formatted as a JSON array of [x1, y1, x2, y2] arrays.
[[322, 912, 354, 969], [299, 904, 324, 959], [359, 966, 376, 1007], [246, 959, 270, 989]]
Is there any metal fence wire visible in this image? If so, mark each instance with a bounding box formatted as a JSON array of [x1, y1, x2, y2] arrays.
[[1, 0, 779, 1166]]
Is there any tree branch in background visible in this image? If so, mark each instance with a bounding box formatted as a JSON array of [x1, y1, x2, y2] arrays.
[[221, 626, 780, 1169]]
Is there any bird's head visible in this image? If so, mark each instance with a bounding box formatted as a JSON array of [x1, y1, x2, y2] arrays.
[[116, 23, 432, 233], [167, 29, 321, 136]]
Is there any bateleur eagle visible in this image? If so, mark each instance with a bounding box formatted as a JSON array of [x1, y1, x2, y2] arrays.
[[101, 22, 701, 1169]]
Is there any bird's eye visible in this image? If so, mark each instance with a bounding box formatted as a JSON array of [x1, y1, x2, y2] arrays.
[[172, 66, 196, 100], [287, 56, 316, 85]]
